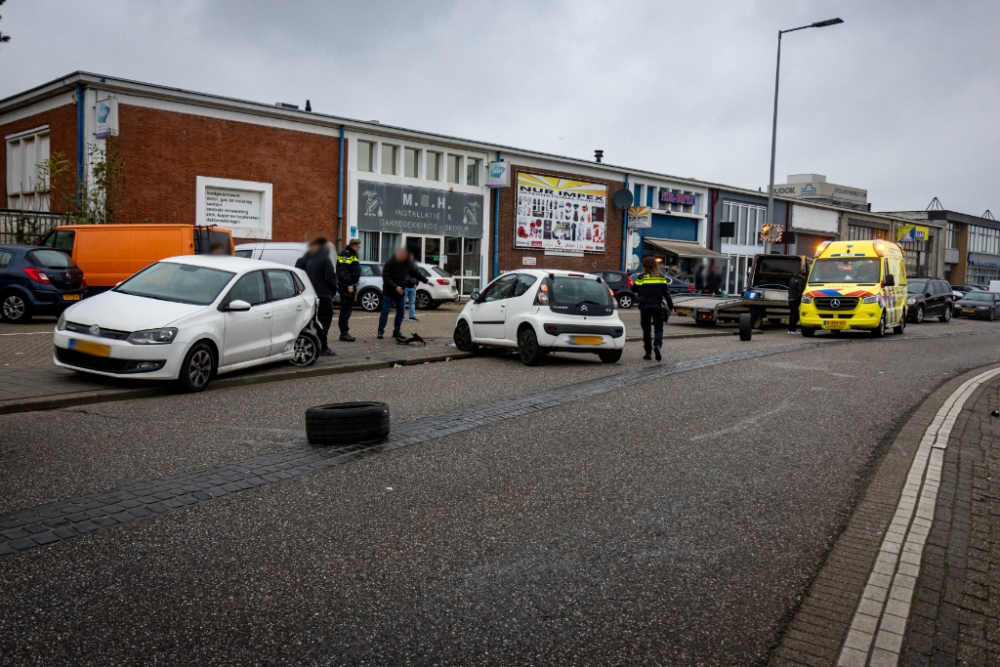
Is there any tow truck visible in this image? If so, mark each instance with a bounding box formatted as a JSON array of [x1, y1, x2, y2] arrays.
[[672, 254, 811, 329]]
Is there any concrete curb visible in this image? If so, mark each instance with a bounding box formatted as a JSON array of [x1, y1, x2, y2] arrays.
[[0, 351, 473, 417]]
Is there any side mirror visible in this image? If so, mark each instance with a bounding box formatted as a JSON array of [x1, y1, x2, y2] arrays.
[[885, 274, 895, 287], [469, 291, 481, 303], [227, 299, 251, 311]]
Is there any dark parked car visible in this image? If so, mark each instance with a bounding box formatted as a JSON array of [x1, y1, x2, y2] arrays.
[[953, 291, 1000, 320], [950, 284, 984, 296], [0, 245, 87, 323], [907, 278, 953, 323], [597, 271, 636, 308]]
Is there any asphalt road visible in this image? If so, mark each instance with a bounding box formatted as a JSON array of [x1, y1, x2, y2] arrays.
[[2, 318, 1000, 666]]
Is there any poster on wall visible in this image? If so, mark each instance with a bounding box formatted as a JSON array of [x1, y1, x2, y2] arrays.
[[196, 176, 272, 239], [516, 173, 607, 252], [357, 180, 484, 238]]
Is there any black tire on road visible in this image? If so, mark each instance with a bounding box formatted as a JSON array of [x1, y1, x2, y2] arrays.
[[518, 326, 545, 366], [913, 304, 924, 323], [871, 311, 887, 338], [801, 327, 816, 337], [598, 349, 622, 363], [739, 312, 753, 341], [617, 293, 633, 309], [750, 309, 764, 330], [358, 289, 381, 312], [177, 342, 215, 393], [305, 402, 390, 445], [453, 320, 478, 352], [893, 315, 906, 336], [939, 305, 951, 323], [415, 291, 432, 310], [1, 292, 32, 323]]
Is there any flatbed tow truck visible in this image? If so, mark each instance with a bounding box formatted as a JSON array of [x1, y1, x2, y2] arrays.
[[672, 254, 811, 329]]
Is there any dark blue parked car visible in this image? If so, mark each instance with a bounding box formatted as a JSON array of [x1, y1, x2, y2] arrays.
[[0, 245, 86, 323]]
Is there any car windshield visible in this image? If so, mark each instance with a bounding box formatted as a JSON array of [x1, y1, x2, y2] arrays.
[[907, 281, 928, 294], [432, 267, 451, 278], [234, 250, 253, 258], [963, 292, 994, 302], [114, 262, 235, 305], [27, 249, 77, 269], [549, 277, 611, 306], [809, 258, 881, 284]]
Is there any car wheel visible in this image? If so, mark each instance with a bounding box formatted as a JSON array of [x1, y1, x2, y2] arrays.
[[1, 292, 32, 323], [453, 320, 478, 352], [893, 315, 906, 335], [358, 289, 381, 312], [415, 291, 432, 310], [617, 293, 633, 309], [750, 309, 764, 330], [305, 402, 390, 445], [913, 304, 924, 323], [518, 326, 544, 366], [990, 309, 996, 322], [801, 327, 816, 337], [739, 312, 753, 341], [871, 311, 887, 338], [177, 342, 215, 393], [598, 349, 622, 363], [289, 331, 320, 367], [939, 305, 951, 323]]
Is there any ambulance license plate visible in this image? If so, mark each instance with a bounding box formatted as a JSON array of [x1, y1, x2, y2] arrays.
[[62, 294, 80, 301], [677, 308, 693, 315], [568, 335, 603, 345], [824, 320, 848, 329], [68, 339, 111, 357]]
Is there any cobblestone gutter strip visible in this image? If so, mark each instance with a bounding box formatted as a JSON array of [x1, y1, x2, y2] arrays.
[[1, 330, 996, 560], [766, 361, 1000, 667]]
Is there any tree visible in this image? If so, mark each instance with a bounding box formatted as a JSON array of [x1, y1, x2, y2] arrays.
[[37, 137, 127, 225]]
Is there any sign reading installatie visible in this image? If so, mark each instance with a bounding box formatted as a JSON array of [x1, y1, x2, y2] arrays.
[[357, 181, 483, 238], [516, 173, 607, 252]]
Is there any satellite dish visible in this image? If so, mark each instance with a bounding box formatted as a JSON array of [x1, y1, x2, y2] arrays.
[[612, 188, 633, 210]]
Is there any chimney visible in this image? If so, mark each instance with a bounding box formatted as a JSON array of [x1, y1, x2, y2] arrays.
[[594, 149, 604, 163], [305, 100, 312, 112]]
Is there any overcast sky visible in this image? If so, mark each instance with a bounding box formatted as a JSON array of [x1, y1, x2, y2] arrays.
[[2, 0, 998, 215]]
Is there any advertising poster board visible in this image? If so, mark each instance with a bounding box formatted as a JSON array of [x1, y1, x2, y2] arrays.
[[627, 206, 651, 229], [516, 173, 607, 252]]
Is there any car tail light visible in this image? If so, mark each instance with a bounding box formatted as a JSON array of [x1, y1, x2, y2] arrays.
[[24, 267, 51, 284], [534, 281, 550, 305], [435, 279, 450, 285], [626, 275, 633, 287], [687, 285, 695, 291]]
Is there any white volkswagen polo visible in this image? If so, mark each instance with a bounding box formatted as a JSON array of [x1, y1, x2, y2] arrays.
[[53, 255, 320, 392], [453, 269, 626, 365]]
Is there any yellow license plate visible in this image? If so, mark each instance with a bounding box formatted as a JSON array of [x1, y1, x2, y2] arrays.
[[62, 294, 81, 301], [964, 309, 975, 314], [677, 308, 692, 314], [568, 335, 604, 345], [68, 339, 111, 357], [824, 320, 849, 329]]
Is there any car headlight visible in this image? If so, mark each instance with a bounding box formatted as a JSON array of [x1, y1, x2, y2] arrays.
[[126, 328, 178, 345], [907, 297, 916, 305], [800, 296, 812, 304], [862, 295, 879, 304], [977, 306, 988, 310], [56, 312, 68, 331]]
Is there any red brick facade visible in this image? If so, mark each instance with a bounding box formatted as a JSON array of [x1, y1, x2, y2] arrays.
[[494, 164, 626, 275], [0, 104, 79, 213], [115, 105, 344, 244]]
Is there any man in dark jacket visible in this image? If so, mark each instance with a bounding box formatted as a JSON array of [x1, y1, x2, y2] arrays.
[[787, 269, 806, 334], [336, 238, 362, 342], [379, 247, 429, 339], [634, 257, 674, 361], [706, 266, 723, 295], [304, 238, 338, 355], [295, 240, 320, 270]]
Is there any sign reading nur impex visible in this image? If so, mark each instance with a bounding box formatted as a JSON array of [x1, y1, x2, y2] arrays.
[[659, 191, 696, 206], [357, 181, 484, 238], [627, 206, 652, 229]]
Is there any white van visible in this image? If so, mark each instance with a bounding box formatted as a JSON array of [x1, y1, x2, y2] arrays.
[[234, 242, 309, 267]]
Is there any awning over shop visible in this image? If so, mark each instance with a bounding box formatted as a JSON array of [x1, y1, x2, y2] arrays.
[[643, 237, 727, 259]]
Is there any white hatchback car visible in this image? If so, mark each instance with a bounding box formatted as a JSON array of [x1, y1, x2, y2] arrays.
[[453, 269, 625, 365], [53, 256, 320, 392]]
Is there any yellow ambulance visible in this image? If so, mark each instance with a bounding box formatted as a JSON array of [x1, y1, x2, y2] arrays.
[[799, 240, 907, 337]]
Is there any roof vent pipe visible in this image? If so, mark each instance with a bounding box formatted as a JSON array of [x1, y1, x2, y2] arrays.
[[594, 150, 604, 163]]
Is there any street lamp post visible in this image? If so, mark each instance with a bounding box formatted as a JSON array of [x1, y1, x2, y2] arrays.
[[764, 17, 843, 253]]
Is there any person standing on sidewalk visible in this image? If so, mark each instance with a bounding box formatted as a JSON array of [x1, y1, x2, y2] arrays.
[[787, 268, 806, 335], [706, 266, 723, 295], [336, 238, 362, 342], [304, 238, 338, 356], [404, 250, 419, 323], [634, 256, 673, 361], [295, 239, 320, 270], [378, 247, 429, 340]]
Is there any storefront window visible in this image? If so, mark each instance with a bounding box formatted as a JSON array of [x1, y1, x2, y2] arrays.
[[359, 231, 380, 262], [462, 238, 481, 294], [381, 145, 398, 176], [358, 141, 375, 173], [380, 232, 401, 261], [404, 148, 419, 178], [426, 152, 441, 181], [466, 158, 480, 186], [447, 155, 462, 184]]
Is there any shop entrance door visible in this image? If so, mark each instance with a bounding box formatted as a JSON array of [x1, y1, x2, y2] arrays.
[[403, 235, 443, 266]]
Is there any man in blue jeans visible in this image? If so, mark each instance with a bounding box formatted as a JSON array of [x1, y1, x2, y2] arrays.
[[404, 250, 419, 322], [378, 247, 429, 339]]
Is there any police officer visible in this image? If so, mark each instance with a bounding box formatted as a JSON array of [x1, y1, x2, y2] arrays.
[[634, 257, 673, 361], [336, 238, 362, 342]]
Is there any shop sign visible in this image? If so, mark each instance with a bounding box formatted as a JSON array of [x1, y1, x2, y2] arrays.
[[196, 176, 272, 239], [486, 161, 510, 188], [627, 206, 651, 229], [516, 172, 607, 253], [897, 223, 929, 243], [522, 256, 537, 266], [659, 191, 696, 206], [95, 98, 117, 138], [357, 180, 484, 238]]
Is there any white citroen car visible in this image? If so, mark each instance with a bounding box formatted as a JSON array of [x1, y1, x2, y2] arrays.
[[53, 256, 320, 392], [453, 269, 625, 365]]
